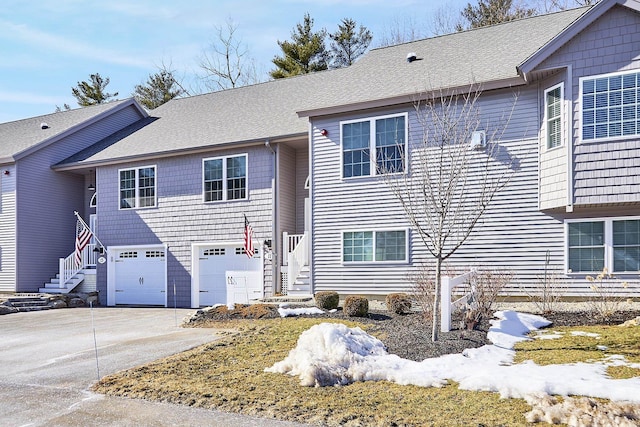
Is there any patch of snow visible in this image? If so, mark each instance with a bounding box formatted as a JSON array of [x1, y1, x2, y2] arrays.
[[266, 310, 640, 404], [571, 331, 601, 338], [597, 345, 608, 351], [278, 307, 324, 318]]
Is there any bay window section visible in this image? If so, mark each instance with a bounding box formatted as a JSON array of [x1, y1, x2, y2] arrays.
[[613, 220, 640, 272], [343, 229, 408, 263], [567, 221, 604, 273], [119, 166, 156, 209], [341, 113, 407, 178], [203, 154, 247, 202], [545, 84, 562, 149], [581, 71, 640, 141]]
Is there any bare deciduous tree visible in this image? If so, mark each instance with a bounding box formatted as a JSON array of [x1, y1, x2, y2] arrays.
[[199, 18, 261, 90], [383, 86, 519, 341]]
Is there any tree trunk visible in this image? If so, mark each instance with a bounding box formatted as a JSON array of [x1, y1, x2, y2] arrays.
[[431, 256, 442, 342]]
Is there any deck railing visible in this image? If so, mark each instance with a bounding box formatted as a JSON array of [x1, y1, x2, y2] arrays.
[[57, 244, 97, 288], [286, 233, 308, 288], [281, 233, 305, 266]]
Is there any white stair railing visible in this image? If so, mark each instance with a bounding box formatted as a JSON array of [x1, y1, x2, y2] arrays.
[[282, 233, 305, 266], [440, 269, 477, 332], [287, 232, 308, 289], [57, 244, 95, 288]]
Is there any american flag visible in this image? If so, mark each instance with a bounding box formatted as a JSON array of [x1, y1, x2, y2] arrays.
[[75, 219, 93, 267], [244, 215, 255, 258]]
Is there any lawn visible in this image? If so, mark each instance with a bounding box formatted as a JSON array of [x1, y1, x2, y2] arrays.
[[93, 316, 640, 426]]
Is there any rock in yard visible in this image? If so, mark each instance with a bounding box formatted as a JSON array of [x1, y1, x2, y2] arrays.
[[68, 298, 86, 308], [0, 305, 19, 315]]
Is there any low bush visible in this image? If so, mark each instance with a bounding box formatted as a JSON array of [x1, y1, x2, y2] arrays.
[[315, 291, 339, 310], [344, 295, 368, 317], [385, 293, 412, 314]]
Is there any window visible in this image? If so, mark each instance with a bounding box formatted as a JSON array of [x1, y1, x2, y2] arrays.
[[341, 113, 407, 178], [119, 166, 156, 209], [613, 220, 640, 272], [545, 84, 563, 149], [342, 230, 408, 263], [203, 154, 247, 202], [581, 71, 640, 141], [566, 218, 640, 273]]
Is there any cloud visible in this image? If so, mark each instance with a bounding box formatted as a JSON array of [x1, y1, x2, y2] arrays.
[[0, 19, 152, 68]]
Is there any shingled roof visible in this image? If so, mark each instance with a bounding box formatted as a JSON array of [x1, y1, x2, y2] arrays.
[[0, 99, 137, 163], [57, 6, 593, 167]]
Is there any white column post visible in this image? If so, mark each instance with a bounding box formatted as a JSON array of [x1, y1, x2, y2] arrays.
[[440, 275, 452, 332]]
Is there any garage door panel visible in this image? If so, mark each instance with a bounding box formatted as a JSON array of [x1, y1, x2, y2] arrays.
[[198, 245, 261, 307], [114, 248, 166, 306]]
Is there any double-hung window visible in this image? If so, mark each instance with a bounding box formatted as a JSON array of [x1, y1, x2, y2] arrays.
[[545, 84, 563, 149], [342, 229, 408, 263], [566, 218, 640, 273], [119, 166, 156, 209], [341, 113, 407, 178], [581, 71, 640, 141], [203, 154, 247, 202]]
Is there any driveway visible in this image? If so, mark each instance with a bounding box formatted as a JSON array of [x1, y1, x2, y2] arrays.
[[0, 307, 307, 427]]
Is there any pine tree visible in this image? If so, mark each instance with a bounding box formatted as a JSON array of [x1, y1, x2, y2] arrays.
[[133, 70, 185, 110], [71, 73, 118, 106], [270, 13, 328, 79], [457, 0, 537, 31], [329, 18, 372, 68]]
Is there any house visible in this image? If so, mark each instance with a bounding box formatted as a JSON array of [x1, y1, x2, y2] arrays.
[[0, 100, 148, 294], [6, 0, 639, 307]]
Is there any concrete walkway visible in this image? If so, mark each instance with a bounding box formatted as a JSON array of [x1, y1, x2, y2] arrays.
[[0, 307, 307, 427]]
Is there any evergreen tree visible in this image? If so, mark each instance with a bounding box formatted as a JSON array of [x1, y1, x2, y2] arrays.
[[457, 0, 537, 31], [270, 13, 328, 79], [329, 18, 372, 68], [71, 73, 118, 106], [133, 70, 185, 109]]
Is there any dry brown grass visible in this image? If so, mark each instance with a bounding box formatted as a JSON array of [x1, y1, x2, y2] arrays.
[[94, 318, 532, 426]]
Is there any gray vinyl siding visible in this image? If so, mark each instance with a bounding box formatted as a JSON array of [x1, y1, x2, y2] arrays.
[[310, 88, 571, 295], [536, 5, 640, 206], [295, 148, 309, 234], [0, 165, 16, 291], [15, 105, 144, 292], [278, 144, 296, 236], [95, 145, 275, 307]]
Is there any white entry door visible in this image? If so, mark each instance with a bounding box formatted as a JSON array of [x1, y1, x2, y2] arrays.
[[113, 247, 166, 306], [197, 245, 261, 307]]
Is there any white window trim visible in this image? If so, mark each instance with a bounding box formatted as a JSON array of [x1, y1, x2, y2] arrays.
[[202, 153, 248, 203], [579, 69, 640, 143], [118, 165, 157, 210], [565, 216, 640, 274], [339, 112, 409, 180], [341, 228, 410, 265], [544, 83, 564, 151]]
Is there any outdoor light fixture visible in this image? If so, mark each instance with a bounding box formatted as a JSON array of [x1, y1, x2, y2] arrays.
[[320, 129, 328, 136], [88, 184, 96, 191]]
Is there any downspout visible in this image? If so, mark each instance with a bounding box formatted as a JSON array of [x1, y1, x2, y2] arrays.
[[266, 139, 279, 295], [566, 65, 574, 213], [307, 121, 313, 294]]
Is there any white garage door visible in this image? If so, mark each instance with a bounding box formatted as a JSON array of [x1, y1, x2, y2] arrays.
[[114, 248, 166, 305], [198, 245, 261, 307]]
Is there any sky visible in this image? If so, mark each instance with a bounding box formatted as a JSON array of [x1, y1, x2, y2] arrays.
[[0, 0, 471, 124], [270, 308, 640, 422]]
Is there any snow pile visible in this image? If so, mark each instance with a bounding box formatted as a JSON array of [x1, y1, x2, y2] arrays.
[[278, 306, 325, 317], [525, 394, 640, 426], [266, 310, 640, 404]]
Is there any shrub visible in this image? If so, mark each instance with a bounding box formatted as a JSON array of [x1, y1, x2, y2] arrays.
[[385, 293, 412, 314], [408, 264, 436, 321], [343, 295, 369, 317], [585, 268, 630, 320], [315, 291, 339, 310]]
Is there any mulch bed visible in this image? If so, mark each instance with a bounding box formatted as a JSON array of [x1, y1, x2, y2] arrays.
[[186, 304, 640, 362]]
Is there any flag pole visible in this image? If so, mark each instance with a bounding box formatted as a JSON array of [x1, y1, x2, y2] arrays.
[[74, 210, 108, 255]]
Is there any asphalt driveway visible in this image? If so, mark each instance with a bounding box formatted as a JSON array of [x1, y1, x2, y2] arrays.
[[0, 307, 306, 427]]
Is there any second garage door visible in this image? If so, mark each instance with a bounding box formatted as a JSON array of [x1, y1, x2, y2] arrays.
[[198, 245, 261, 307]]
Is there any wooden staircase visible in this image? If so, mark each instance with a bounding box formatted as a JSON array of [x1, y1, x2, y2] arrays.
[[287, 265, 311, 296]]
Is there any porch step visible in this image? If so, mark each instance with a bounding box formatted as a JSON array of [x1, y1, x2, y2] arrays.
[[39, 273, 85, 294], [6, 296, 51, 312], [287, 266, 311, 296]]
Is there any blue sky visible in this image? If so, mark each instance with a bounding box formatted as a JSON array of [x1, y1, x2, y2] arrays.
[[0, 0, 469, 123]]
